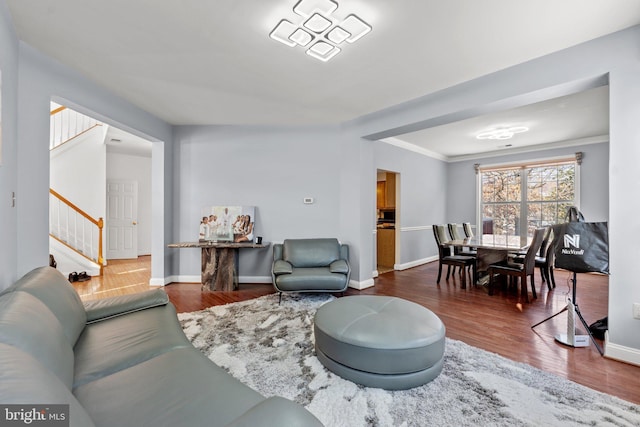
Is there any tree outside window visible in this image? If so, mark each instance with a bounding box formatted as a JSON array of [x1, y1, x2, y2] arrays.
[[480, 161, 576, 245]]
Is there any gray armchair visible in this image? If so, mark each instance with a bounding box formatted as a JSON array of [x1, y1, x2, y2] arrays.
[[272, 238, 350, 303]]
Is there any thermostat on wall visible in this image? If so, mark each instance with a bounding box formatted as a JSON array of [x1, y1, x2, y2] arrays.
[[303, 197, 314, 204]]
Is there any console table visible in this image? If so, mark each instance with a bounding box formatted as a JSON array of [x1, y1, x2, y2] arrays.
[[168, 241, 269, 291]]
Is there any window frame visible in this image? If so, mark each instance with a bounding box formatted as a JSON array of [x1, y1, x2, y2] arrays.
[[475, 154, 581, 246]]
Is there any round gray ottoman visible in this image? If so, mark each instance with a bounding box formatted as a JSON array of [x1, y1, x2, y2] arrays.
[[314, 295, 445, 390]]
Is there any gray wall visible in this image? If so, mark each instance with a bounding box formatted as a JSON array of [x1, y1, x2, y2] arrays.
[[446, 142, 610, 225], [171, 126, 448, 282], [0, 0, 19, 287], [172, 125, 347, 280]]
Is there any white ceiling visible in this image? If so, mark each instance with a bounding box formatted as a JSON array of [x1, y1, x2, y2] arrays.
[[390, 85, 610, 160], [7, 0, 640, 157]]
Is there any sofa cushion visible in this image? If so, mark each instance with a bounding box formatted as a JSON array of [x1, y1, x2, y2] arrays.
[[73, 303, 192, 388], [0, 292, 75, 389], [275, 268, 347, 291], [283, 238, 340, 268], [10, 266, 87, 346], [224, 396, 323, 427], [74, 347, 266, 427], [0, 343, 96, 427]]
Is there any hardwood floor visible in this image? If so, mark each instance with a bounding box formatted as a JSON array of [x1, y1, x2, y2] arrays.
[[75, 256, 640, 405]]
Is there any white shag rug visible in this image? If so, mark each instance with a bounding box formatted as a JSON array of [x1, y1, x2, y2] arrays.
[[177, 294, 640, 427]]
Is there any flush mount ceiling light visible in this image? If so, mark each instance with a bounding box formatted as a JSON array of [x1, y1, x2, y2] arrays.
[[269, 0, 372, 62], [476, 126, 529, 140]]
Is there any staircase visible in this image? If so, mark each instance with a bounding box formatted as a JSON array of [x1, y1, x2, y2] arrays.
[[49, 104, 105, 276]]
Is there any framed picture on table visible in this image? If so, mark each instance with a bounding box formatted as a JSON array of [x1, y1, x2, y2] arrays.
[[198, 205, 256, 243]]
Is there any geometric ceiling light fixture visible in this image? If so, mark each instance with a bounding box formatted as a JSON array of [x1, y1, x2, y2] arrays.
[[476, 126, 530, 140], [269, 0, 372, 62]]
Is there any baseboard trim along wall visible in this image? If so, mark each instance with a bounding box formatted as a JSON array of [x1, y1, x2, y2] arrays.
[[349, 278, 375, 290], [604, 335, 640, 367], [395, 256, 437, 271], [150, 277, 170, 286], [157, 275, 273, 285]]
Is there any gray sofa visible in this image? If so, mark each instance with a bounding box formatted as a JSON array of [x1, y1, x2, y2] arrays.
[[0, 267, 322, 427], [272, 238, 350, 302]]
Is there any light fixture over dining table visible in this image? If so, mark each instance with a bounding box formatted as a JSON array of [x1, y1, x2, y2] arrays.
[[269, 0, 372, 62], [476, 126, 530, 140]]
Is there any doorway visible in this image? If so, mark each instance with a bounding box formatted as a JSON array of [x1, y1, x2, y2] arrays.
[[376, 170, 399, 274], [49, 101, 153, 275]]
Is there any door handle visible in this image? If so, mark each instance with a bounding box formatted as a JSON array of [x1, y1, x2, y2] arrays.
[[132, 221, 137, 225]]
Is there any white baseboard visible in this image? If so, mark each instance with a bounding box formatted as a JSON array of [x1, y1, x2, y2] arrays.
[[162, 275, 272, 285], [372, 270, 379, 278], [604, 334, 640, 366], [349, 278, 375, 290], [149, 277, 171, 286], [395, 256, 437, 271], [238, 276, 272, 284]]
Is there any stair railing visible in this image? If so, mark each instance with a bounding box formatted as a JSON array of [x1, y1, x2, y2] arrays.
[[49, 189, 104, 274], [50, 106, 102, 150]]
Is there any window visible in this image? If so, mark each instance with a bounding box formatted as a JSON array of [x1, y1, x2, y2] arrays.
[[479, 157, 578, 246]]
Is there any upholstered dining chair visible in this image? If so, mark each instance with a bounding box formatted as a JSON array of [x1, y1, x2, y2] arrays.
[[463, 222, 474, 238], [487, 227, 546, 303], [433, 225, 476, 289], [511, 227, 556, 291], [448, 223, 477, 256], [536, 229, 557, 290]]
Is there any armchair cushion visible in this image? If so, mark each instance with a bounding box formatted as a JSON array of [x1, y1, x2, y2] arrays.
[[272, 260, 293, 275]]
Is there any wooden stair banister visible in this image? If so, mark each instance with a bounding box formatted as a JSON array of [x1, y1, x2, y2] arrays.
[[50, 105, 102, 150], [49, 188, 104, 275]]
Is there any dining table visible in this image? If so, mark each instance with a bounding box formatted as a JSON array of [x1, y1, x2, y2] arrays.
[[444, 237, 529, 285]]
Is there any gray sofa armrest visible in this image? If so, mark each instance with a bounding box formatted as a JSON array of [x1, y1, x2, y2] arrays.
[[84, 289, 169, 324], [225, 396, 323, 427], [340, 244, 349, 262], [329, 259, 349, 274], [273, 259, 293, 275]]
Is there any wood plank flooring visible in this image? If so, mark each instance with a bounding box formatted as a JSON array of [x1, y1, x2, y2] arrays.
[[75, 256, 640, 405]]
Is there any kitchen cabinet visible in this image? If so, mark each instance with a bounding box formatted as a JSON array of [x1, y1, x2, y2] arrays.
[[376, 173, 396, 209], [376, 182, 386, 209], [377, 228, 395, 267]]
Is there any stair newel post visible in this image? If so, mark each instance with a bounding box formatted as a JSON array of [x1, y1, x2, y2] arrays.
[[98, 217, 104, 275]]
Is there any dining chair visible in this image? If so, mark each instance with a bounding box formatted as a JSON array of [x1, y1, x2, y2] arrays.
[[433, 225, 476, 289], [511, 227, 556, 290], [535, 229, 556, 290], [463, 222, 474, 238], [448, 223, 477, 257], [487, 227, 546, 303]]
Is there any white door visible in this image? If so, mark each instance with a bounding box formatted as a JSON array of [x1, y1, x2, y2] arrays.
[[106, 180, 138, 259]]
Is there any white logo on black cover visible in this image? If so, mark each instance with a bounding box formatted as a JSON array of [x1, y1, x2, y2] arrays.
[[562, 234, 584, 255]]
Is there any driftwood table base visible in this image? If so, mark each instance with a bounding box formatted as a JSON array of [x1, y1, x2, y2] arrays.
[[168, 241, 269, 291], [201, 248, 238, 291]]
